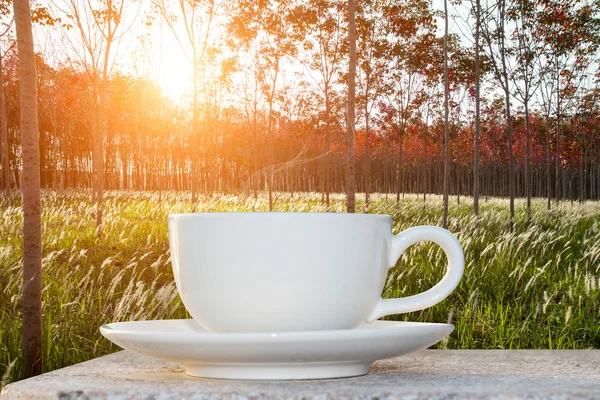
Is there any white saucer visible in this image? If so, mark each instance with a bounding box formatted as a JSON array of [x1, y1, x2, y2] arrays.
[[100, 319, 453, 380]]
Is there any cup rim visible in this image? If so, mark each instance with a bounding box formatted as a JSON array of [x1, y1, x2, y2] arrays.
[[168, 212, 392, 220]]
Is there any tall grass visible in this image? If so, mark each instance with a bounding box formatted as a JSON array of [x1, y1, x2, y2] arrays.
[[0, 190, 599, 385]]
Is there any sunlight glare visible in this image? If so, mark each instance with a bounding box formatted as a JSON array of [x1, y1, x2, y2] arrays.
[[155, 41, 192, 103]]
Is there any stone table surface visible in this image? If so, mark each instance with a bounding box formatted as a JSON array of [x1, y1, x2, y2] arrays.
[[1, 350, 599, 399]]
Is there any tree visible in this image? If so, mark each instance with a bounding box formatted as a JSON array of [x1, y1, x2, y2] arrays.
[[0, 40, 11, 198], [53, 0, 134, 234], [5, 0, 600, 208], [539, 63, 555, 210], [152, 0, 221, 209], [378, 0, 437, 202], [356, 0, 387, 212], [473, 0, 481, 217], [536, 0, 600, 203], [442, 0, 450, 228], [347, 0, 356, 213], [509, 0, 544, 221], [0, 2, 12, 198], [481, 0, 516, 225], [288, 0, 345, 209], [235, 45, 265, 198], [14, 0, 42, 378], [228, 0, 294, 211]]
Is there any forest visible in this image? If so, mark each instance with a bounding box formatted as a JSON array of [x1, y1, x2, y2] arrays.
[[0, 0, 598, 212]]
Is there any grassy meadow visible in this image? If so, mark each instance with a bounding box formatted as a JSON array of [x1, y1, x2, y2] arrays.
[[1, 190, 600, 385]]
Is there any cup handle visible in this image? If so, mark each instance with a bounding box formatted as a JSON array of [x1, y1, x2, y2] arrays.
[[366, 226, 464, 322]]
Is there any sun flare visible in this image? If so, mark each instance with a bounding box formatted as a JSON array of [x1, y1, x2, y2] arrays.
[[155, 46, 193, 103]]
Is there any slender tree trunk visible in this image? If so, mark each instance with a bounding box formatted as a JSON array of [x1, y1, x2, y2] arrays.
[[191, 54, 199, 210], [364, 73, 371, 213], [505, 107, 515, 219], [364, 96, 370, 213], [396, 133, 403, 203], [423, 127, 428, 203], [95, 81, 108, 236], [0, 52, 9, 197], [499, 4, 515, 226], [91, 77, 101, 207], [474, 0, 481, 218], [324, 89, 330, 209], [252, 96, 258, 199], [579, 119, 583, 204], [346, 0, 357, 213], [597, 154, 600, 200], [267, 65, 279, 212], [524, 94, 531, 220], [442, 0, 450, 228], [546, 119, 551, 210], [14, 0, 42, 378], [458, 166, 461, 197], [555, 61, 561, 203]]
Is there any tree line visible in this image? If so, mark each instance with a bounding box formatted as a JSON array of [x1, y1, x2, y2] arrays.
[[3, 61, 599, 199]]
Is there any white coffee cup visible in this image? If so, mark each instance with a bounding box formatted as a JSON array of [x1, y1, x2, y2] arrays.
[[168, 212, 464, 333]]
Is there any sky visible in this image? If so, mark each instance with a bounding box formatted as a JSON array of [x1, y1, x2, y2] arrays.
[[30, 0, 471, 105], [32, 1, 193, 102]]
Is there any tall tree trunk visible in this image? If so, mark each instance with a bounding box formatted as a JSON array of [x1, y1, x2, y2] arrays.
[[346, 0, 357, 213], [442, 0, 450, 228], [524, 94, 531, 220], [14, 0, 42, 378], [95, 81, 108, 236], [546, 119, 551, 210], [578, 119, 583, 204], [364, 74, 371, 213], [325, 91, 331, 209], [0, 52, 9, 197], [555, 60, 561, 203], [364, 113, 371, 213], [500, 0, 514, 226], [473, 0, 481, 218], [597, 154, 600, 200], [267, 65, 279, 212], [91, 76, 102, 215], [191, 54, 199, 210], [423, 126, 428, 203], [252, 95, 258, 199]]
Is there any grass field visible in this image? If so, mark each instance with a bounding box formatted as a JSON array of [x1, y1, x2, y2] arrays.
[[1, 190, 599, 385]]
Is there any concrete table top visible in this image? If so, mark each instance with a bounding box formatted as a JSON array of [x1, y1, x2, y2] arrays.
[[1, 350, 599, 399]]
